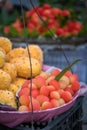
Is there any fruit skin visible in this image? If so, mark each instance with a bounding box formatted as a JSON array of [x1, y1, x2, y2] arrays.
[[58, 98, 65, 106], [40, 71, 50, 80], [61, 91, 72, 103], [6, 47, 27, 62], [59, 75, 70, 89], [0, 37, 12, 53], [29, 99, 40, 111], [0, 51, 6, 68], [51, 69, 61, 76], [18, 87, 30, 97], [36, 95, 49, 105], [49, 79, 60, 90], [26, 45, 43, 67], [10, 57, 42, 78], [41, 101, 53, 110], [0, 69, 11, 90], [69, 74, 78, 83], [19, 95, 30, 106], [2, 62, 17, 81], [50, 99, 59, 108], [18, 105, 29, 111], [33, 76, 46, 89], [71, 81, 80, 92], [46, 85, 56, 92], [32, 89, 39, 98], [0, 90, 17, 108], [12, 77, 26, 88], [8, 83, 18, 95], [64, 87, 74, 96], [40, 85, 49, 96], [50, 91, 60, 100]]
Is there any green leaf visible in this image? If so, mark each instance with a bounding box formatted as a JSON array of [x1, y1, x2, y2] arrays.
[[55, 59, 81, 81], [21, 28, 30, 37], [9, 26, 18, 37], [41, 29, 55, 38], [30, 29, 39, 38]]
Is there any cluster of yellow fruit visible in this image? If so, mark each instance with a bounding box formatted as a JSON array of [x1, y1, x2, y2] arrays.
[[0, 36, 43, 109]]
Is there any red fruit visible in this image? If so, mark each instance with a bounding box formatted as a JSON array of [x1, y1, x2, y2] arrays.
[[18, 105, 29, 111], [49, 79, 60, 90], [69, 74, 78, 83], [33, 76, 46, 89], [32, 89, 39, 98], [12, 19, 22, 32], [50, 91, 60, 100], [40, 85, 49, 96], [25, 11, 31, 18], [18, 87, 30, 97], [22, 80, 30, 88], [57, 89, 64, 97], [43, 4, 51, 10], [28, 82, 37, 90], [64, 87, 74, 96], [36, 95, 49, 105], [29, 99, 40, 111], [71, 81, 80, 92], [56, 28, 64, 36], [42, 9, 51, 17], [71, 30, 79, 36], [51, 69, 61, 76], [61, 91, 72, 103], [4, 26, 10, 34], [50, 99, 59, 108], [19, 95, 30, 106], [64, 71, 72, 77], [46, 75, 55, 85], [41, 101, 53, 110], [27, 22, 35, 32], [46, 85, 56, 92], [52, 8, 62, 16], [37, 7, 43, 15], [62, 10, 70, 17]]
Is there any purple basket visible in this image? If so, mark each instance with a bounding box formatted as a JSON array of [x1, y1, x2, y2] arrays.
[[0, 65, 87, 128]]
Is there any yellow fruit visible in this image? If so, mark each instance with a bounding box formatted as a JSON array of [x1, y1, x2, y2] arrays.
[[12, 77, 26, 88], [26, 45, 43, 66], [59, 75, 70, 89], [0, 37, 12, 53], [6, 47, 27, 62], [10, 57, 42, 78], [0, 47, 6, 54], [8, 83, 18, 95], [2, 62, 17, 81], [0, 51, 6, 68], [0, 90, 17, 108], [0, 69, 11, 90]]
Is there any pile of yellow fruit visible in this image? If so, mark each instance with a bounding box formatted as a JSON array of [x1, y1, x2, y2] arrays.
[[0, 36, 43, 109]]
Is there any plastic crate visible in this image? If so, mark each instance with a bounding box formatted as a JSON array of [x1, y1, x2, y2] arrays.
[[43, 49, 87, 83], [0, 96, 83, 130]]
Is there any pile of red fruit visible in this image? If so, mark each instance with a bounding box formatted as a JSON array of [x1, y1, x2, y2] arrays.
[[18, 68, 80, 111], [4, 3, 83, 38]]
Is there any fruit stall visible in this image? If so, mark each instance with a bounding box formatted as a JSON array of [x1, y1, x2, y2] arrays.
[[0, 0, 87, 130]]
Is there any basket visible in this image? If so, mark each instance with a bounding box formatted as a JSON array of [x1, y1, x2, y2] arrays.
[[0, 96, 83, 130]]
